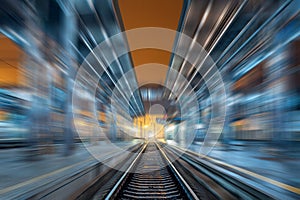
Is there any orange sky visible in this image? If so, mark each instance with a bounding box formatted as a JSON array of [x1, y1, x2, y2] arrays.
[[117, 0, 184, 85]]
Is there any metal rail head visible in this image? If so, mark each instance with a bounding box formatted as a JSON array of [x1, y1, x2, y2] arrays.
[[104, 142, 147, 200], [156, 142, 200, 200], [105, 141, 199, 200]]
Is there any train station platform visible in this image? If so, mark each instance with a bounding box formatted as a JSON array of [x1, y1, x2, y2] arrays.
[[167, 140, 300, 198], [0, 141, 143, 199]]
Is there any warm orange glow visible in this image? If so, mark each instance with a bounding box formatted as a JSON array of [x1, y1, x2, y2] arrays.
[[131, 49, 171, 66], [117, 0, 184, 30], [134, 114, 165, 139], [117, 0, 184, 84], [98, 111, 106, 123], [0, 34, 24, 87]]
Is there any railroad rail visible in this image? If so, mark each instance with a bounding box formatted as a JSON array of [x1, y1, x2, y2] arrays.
[[85, 141, 277, 200], [104, 142, 198, 200]]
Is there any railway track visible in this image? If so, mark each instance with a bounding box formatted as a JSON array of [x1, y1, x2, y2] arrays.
[[104, 142, 198, 200], [87, 141, 274, 200]]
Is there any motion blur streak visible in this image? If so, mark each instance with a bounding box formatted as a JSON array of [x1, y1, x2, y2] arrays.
[[0, 0, 299, 199]]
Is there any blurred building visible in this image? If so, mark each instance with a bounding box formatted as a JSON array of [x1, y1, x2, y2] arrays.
[[0, 0, 299, 148]]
